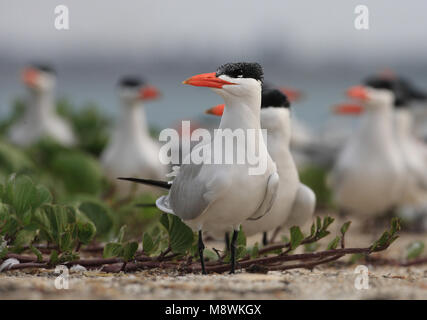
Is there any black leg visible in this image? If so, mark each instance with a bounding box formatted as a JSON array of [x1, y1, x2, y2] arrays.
[[225, 232, 230, 252], [198, 230, 207, 275], [229, 229, 238, 274], [262, 232, 268, 246]]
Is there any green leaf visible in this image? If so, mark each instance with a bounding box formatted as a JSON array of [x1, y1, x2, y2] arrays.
[[237, 228, 246, 247], [103, 243, 123, 258], [310, 222, 316, 237], [370, 231, 389, 252], [322, 216, 334, 230], [204, 249, 218, 261], [317, 230, 330, 240], [168, 215, 194, 254], [340, 221, 351, 236], [38, 204, 76, 244], [59, 230, 74, 252], [391, 217, 401, 234], [235, 228, 247, 260], [78, 200, 113, 237], [1, 215, 19, 238], [316, 216, 322, 231], [122, 242, 138, 262], [290, 226, 304, 250], [160, 213, 170, 231], [327, 236, 340, 250], [117, 225, 126, 243], [142, 232, 158, 255], [77, 221, 96, 245], [30, 245, 43, 262], [13, 229, 37, 248], [11, 175, 52, 214], [249, 243, 259, 259], [22, 210, 32, 226], [34, 185, 53, 208], [406, 241, 424, 260], [49, 250, 59, 265]]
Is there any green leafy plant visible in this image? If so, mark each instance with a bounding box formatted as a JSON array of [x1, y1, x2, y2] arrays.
[[57, 99, 111, 156], [0, 175, 96, 261], [0, 173, 406, 275], [103, 226, 139, 266], [78, 198, 114, 238]]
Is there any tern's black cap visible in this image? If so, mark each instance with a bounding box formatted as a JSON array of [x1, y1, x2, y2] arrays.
[[31, 63, 56, 75], [261, 88, 290, 109], [363, 76, 408, 107], [119, 76, 145, 88], [216, 62, 263, 83]]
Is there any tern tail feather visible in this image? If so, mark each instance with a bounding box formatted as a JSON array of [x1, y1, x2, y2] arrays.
[[117, 177, 171, 190]]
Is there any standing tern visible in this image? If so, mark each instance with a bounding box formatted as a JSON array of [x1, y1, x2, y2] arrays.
[[330, 84, 406, 218], [384, 76, 427, 141], [358, 76, 427, 210], [206, 88, 315, 244], [100, 76, 167, 196], [8, 64, 76, 146], [119, 62, 279, 274]]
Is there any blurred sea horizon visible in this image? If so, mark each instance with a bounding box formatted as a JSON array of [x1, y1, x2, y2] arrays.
[[1, 55, 427, 132]]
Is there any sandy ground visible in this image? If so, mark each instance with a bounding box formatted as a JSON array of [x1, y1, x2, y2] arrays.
[[1, 213, 427, 300]]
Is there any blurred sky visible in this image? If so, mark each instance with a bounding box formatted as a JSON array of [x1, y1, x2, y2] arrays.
[[1, 0, 427, 61], [0, 0, 426, 129]]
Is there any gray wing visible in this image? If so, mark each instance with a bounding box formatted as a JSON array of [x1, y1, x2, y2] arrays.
[[167, 164, 230, 220], [247, 172, 280, 221], [285, 183, 316, 227]]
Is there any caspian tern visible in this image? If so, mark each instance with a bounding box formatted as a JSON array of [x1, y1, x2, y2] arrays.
[[100, 76, 167, 196], [119, 62, 279, 274], [359, 76, 427, 209], [330, 84, 407, 218], [263, 83, 315, 169], [8, 64, 76, 146], [206, 88, 316, 244]]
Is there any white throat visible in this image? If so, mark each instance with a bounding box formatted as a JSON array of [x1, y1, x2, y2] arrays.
[[26, 89, 55, 122], [261, 108, 292, 146], [116, 100, 151, 144], [218, 90, 262, 130], [357, 100, 394, 145]]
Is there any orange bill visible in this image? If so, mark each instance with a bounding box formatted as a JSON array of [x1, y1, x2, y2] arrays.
[[279, 87, 302, 102], [183, 72, 236, 88], [333, 103, 364, 115], [21, 68, 39, 87], [347, 85, 368, 101], [140, 85, 160, 100], [205, 104, 225, 116]]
